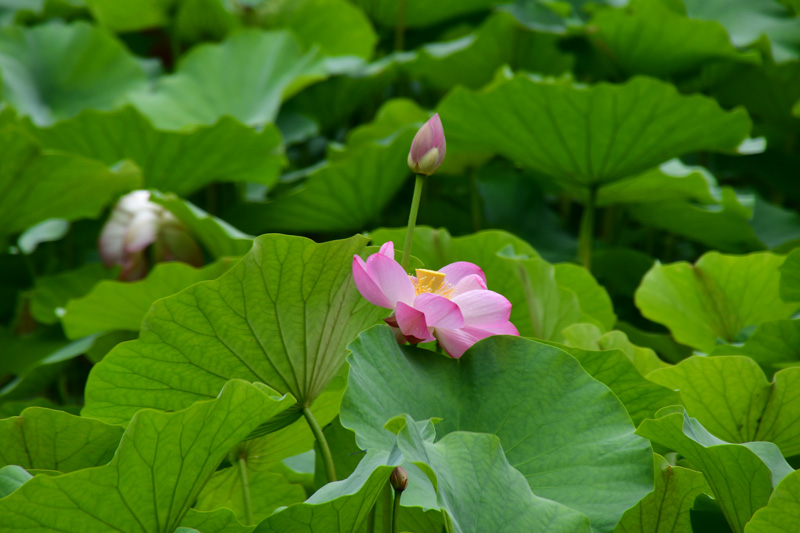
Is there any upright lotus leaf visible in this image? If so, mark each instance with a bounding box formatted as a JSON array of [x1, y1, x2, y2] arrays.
[[779, 248, 800, 301], [615, 454, 711, 533], [391, 414, 592, 533], [0, 21, 146, 125], [342, 327, 654, 532], [745, 469, 800, 532], [635, 252, 799, 353], [82, 234, 385, 425], [553, 263, 617, 330], [712, 319, 800, 377], [351, 0, 502, 28], [0, 380, 294, 532], [181, 509, 254, 533], [62, 259, 236, 340], [0, 465, 31, 498], [597, 160, 719, 207], [561, 323, 667, 375], [437, 74, 752, 187], [85, 0, 174, 32], [31, 263, 117, 325], [0, 407, 123, 472], [264, 0, 377, 59], [637, 406, 793, 533], [500, 0, 626, 33], [29, 107, 286, 195], [0, 117, 140, 246], [648, 356, 800, 456], [589, 0, 756, 78], [230, 127, 416, 234], [683, 0, 800, 63], [254, 450, 399, 532], [130, 30, 327, 130]]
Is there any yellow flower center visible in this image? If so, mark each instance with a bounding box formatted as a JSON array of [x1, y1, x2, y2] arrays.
[[411, 268, 454, 298]]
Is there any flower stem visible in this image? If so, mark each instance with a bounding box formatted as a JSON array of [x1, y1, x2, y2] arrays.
[[401, 174, 425, 272], [381, 482, 393, 533], [238, 456, 253, 525], [578, 187, 597, 270], [302, 407, 337, 483], [391, 489, 402, 533], [394, 0, 408, 51], [366, 505, 376, 533]]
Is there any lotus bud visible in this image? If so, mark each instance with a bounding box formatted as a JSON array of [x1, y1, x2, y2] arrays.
[[407, 113, 446, 176], [390, 466, 408, 492]]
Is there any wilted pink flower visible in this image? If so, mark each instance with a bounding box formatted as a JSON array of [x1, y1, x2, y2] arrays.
[[407, 113, 446, 176], [352, 242, 518, 358], [99, 191, 202, 280]]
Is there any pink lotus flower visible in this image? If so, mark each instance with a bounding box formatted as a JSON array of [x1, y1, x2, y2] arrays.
[[407, 113, 446, 176], [99, 191, 203, 280], [352, 242, 518, 358]]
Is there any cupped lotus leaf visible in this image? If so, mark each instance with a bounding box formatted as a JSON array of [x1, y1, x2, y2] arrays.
[[85, 0, 175, 32], [350, 0, 505, 28], [31, 263, 117, 325], [344, 97, 429, 149], [0, 380, 294, 532], [437, 74, 752, 187], [62, 259, 236, 340], [0, 116, 140, 246], [130, 30, 327, 130], [561, 323, 667, 375], [635, 252, 799, 353], [0, 21, 146, 125], [589, 0, 756, 78], [29, 107, 286, 195], [341, 327, 654, 533], [0, 465, 31, 498], [82, 234, 385, 425], [779, 247, 800, 301], [500, 0, 626, 33], [636, 406, 793, 533], [150, 192, 254, 258], [254, 449, 399, 532], [712, 319, 800, 377], [0, 407, 123, 472], [648, 356, 800, 456], [391, 414, 592, 533], [745, 468, 800, 533], [614, 454, 711, 533], [181, 508, 254, 533]]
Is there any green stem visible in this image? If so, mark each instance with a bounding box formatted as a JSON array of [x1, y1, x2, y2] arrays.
[[578, 187, 597, 270], [366, 505, 376, 533], [469, 168, 482, 232], [238, 457, 253, 524], [391, 489, 402, 533], [394, 0, 408, 51], [381, 482, 393, 533], [401, 174, 425, 272], [302, 407, 337, 483]]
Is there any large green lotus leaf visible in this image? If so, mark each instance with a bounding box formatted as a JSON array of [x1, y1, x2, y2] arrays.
[[499, 0, 626, 33], [82, 234, 384, 425], [369, 227, 615, 340], [637, 406, 793, 533], [561, 323, 667, 375], [29, 107, 286, 195], [182, 508, 253, 533], [0, 21, 146, 125], [745, 468, 800, 532], [0, 465, 31, 498], [344, 97, 428, 149], [634, 252, 798, 353], [254, 449, 398, 532], [341, 327, 654, 532], [589, 0, 756, 78], [712, 319, 800, 377], [62, 259, 236, 340], [0, 407, 123, 472], [597, 160, 719, 207], [85, 0, 175, 31], [350, 0, 505, 28], [0, 118, 140, 246], [230, 127, 416, 234], [264, 0, 377, 59], [648, 356, 800, 456], [437, 74, 752, 187], [31, 263, 117, 325], [683, 0, 800, 63], [150, 192, 254, 258], [391, 414, 592, 533], [0, 380, 293, 532], [130, 30, 326, 130], [614, 454, 711, 533], [779, 248, 800, 301]]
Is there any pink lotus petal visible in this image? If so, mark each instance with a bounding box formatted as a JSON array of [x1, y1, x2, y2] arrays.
[[440, 261, 486, 285], [379, 241, 395, 259], [414, 293, 465, 329], [451, 290, 512, 327], [396, 302, 432, 343], [410, 120, 435, 163], [433, 327, 481, 358], [366, 253, 415, 307], [353, 256, 392, 308], [450, 273, 487, 296], [470, 321, 520, 336]]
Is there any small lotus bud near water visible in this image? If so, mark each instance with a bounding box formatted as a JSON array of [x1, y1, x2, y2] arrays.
[[407, 113, 446, 176], [390, 466, 409, 492]]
